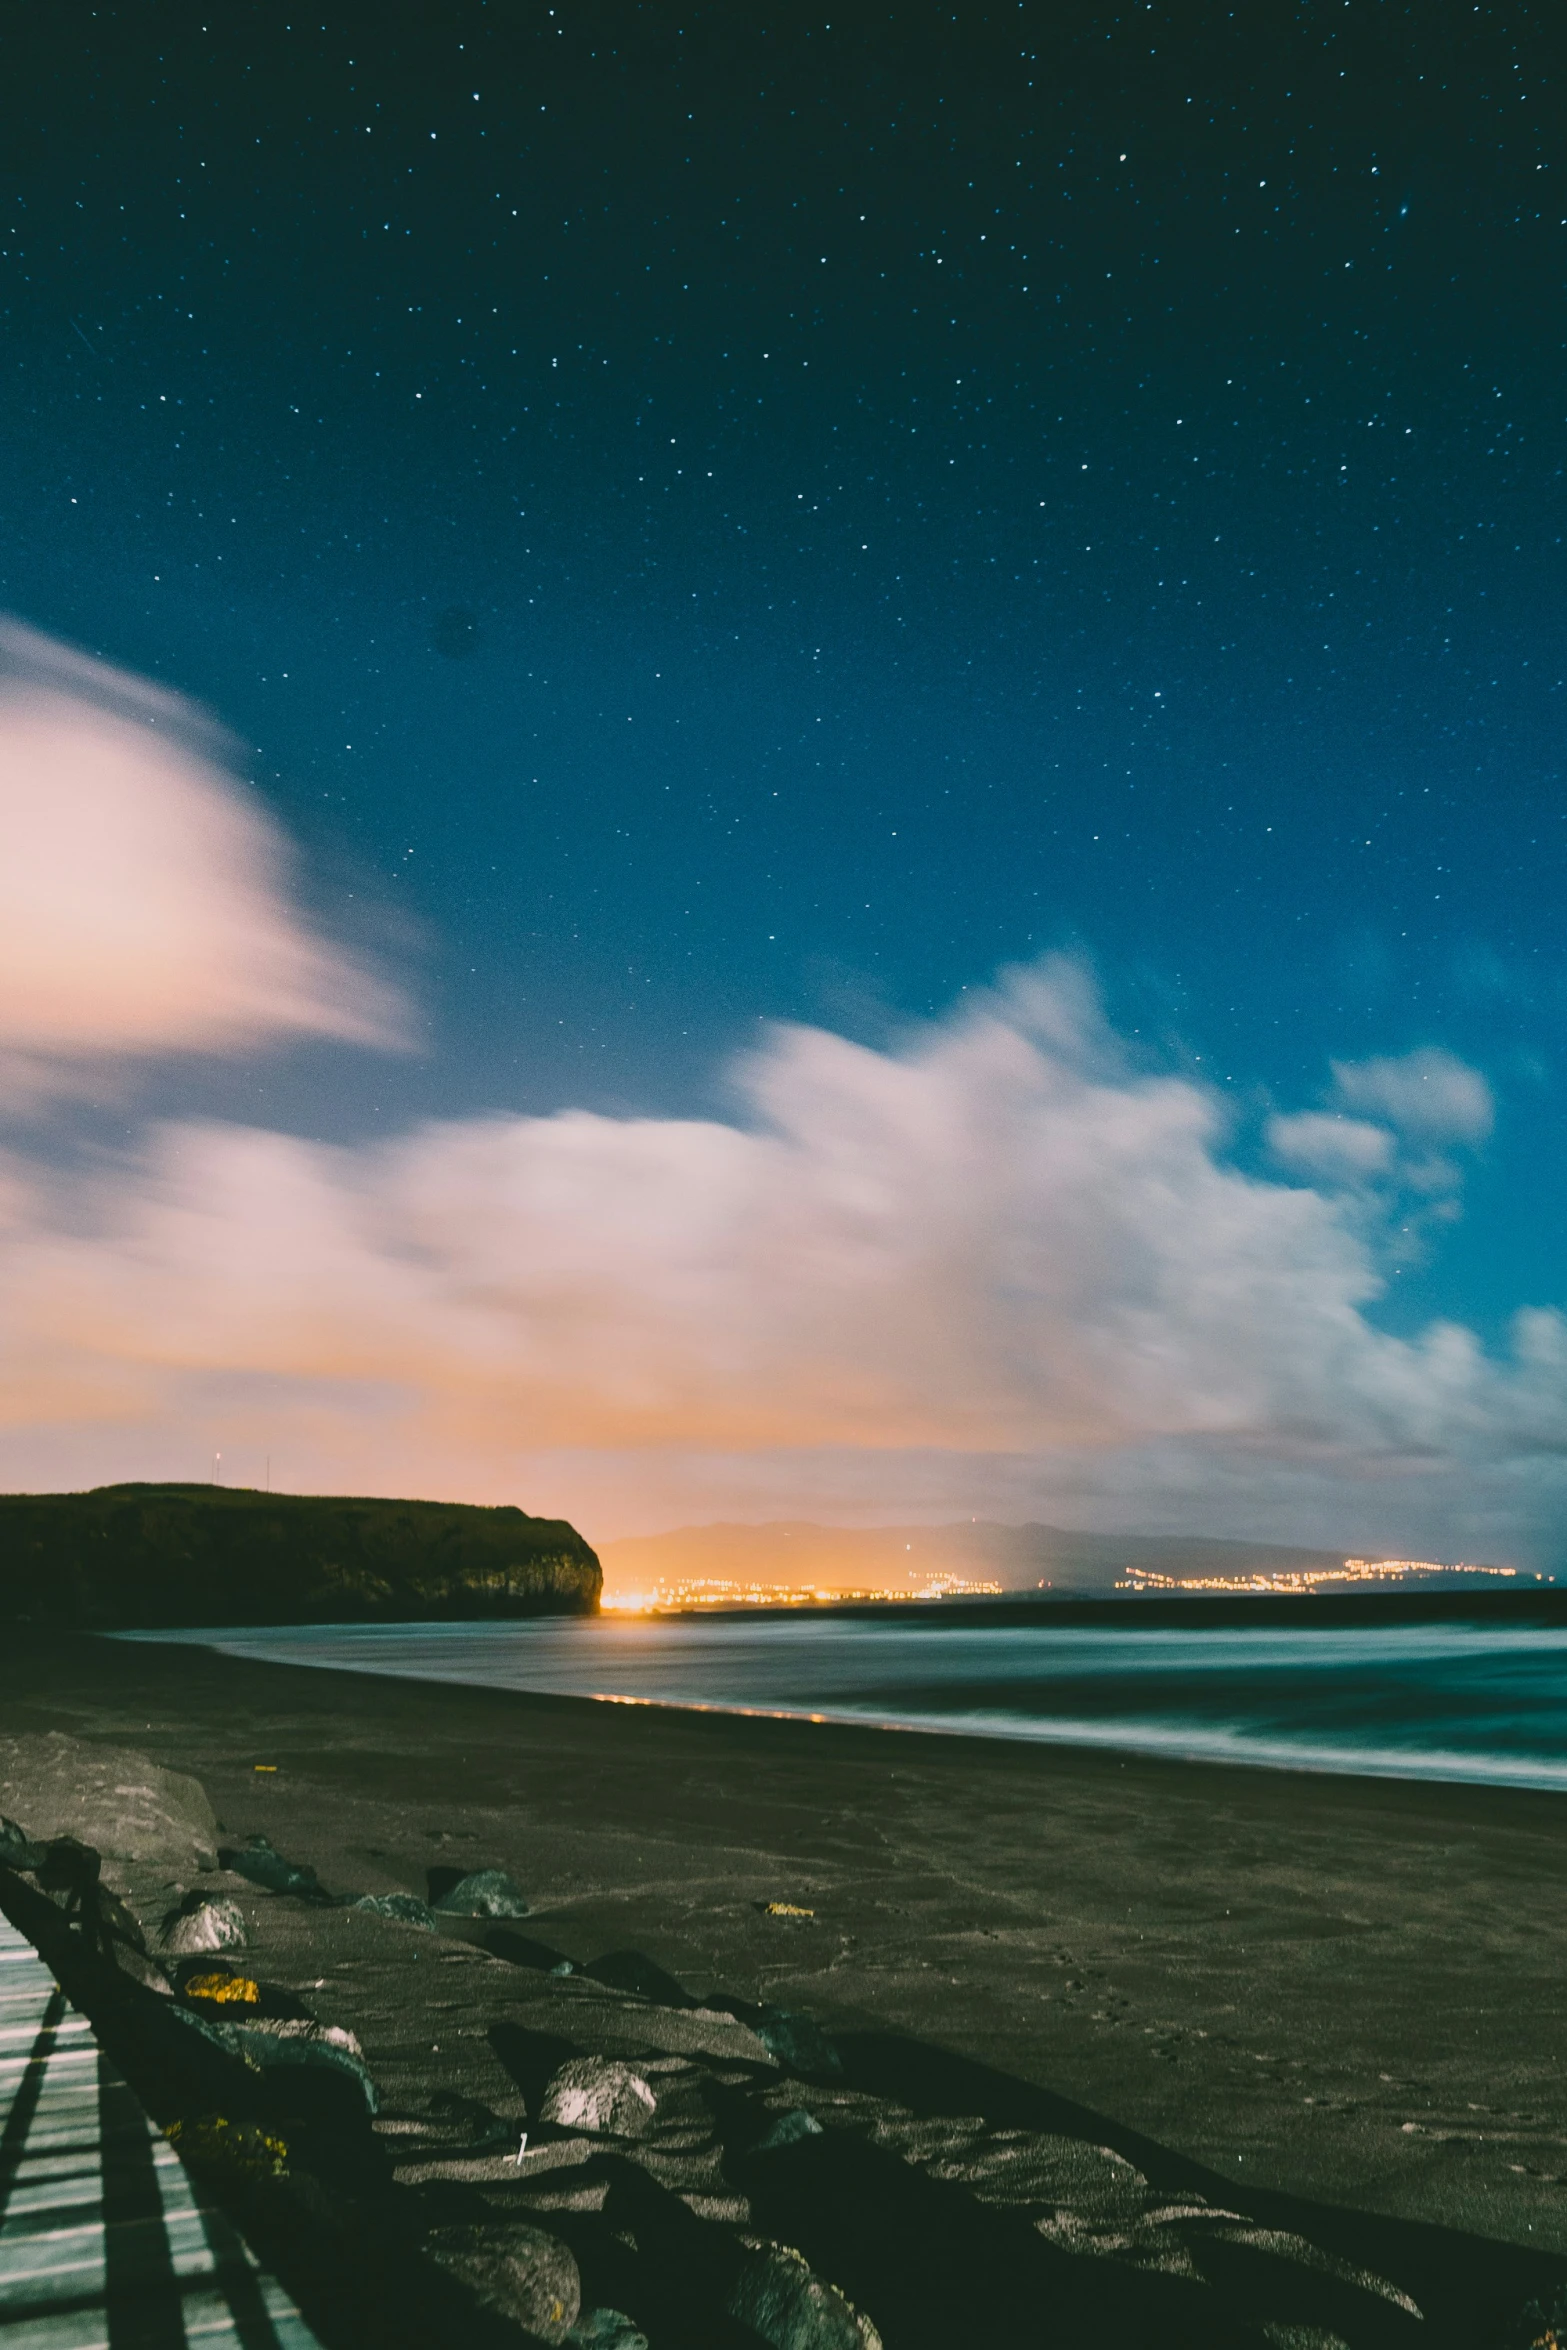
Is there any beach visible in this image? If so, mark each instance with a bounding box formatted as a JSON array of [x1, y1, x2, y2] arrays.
[[5, 1621, 1567, 2343]]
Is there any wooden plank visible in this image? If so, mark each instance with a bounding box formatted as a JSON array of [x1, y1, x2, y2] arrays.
[[0, 1917, 322, 2349]]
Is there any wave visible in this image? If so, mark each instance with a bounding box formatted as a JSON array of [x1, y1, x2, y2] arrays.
[[114, 1615, 1567, 1794]]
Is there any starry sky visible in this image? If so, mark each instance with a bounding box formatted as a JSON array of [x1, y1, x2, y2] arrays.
[[4, 3, 1567, 1552]]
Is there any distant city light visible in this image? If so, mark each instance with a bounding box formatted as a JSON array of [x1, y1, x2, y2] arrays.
[[598, 1559, 1533, 1613], [1116, 1558, 1519, 1595], [601, 1575, 1004, 1614]]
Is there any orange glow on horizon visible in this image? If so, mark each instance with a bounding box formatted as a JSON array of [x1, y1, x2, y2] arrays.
[[599, 1574, 1005, 1613]]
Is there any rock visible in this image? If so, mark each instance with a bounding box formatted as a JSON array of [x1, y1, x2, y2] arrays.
[[428, 2090, 517, 2151], [91, 1882, 147, 1952], [726, 2242, 881, 2350], [2, 1837, 169, 1989], [173, 1965, 313, 2023], [567, 2311, 651, 2349], [181, 1970, 261, 2006], [0, 1815, 46, 1870], [0, 1734, 218, 1871], [580, 1948, 695, 2007], [86, 1882, 173, 1991], [242, 2017, 365, 2060], [167, 2001, 267, 2069], [353, 1891, 438, 1929], [427, 2221, 581, 2344], [161, 1894, 248, 1954], [243, 2028, 377, 2112], [752, 2109, 824, 2156], [167, 2004, 378, 2112], [753, 2008, 842, 2080], [109, 1941, 174, 1995], [538, 2057, 658, 2138], [165, 2116, 289, 2185], [430, 1867, 529, 1918], [217, 1835, 327, 1898], [488, 1928, 576, 1972], [706, 1995, 840, 2077]]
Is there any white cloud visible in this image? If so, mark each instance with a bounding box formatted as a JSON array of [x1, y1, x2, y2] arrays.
[[0, 629, 1559, 1557], [1330, 1047, 1493, 1143], [0, 620, 402, 1087], [0, 959, 1563, 1555], [1266, 1111, 1396, 1183]]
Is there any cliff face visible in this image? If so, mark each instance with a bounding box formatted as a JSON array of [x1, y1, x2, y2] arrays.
[[0, 1484, 602, 1627]]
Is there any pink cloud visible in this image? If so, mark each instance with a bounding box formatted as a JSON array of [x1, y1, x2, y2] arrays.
[[0, 965, 1561, 1512], [0, 620, 402, 1085], [1, 626, 1561, 1555]]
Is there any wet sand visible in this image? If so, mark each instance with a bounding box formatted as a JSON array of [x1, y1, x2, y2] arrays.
[[5, 1622, 1567, 2340]]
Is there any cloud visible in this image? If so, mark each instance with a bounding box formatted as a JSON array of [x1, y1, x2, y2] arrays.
[[1, 627, 1561, 1556], [2, 958, 1564, 1546], [1330, 1047, 1493, 1144], [1265, 1047, 1496, 1229], [0, 620, 402, 1089], [1266, 1112, 1396, 1184]]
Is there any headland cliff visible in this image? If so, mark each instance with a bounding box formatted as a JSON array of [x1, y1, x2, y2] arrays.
[[0, 1482, 601, 1626]]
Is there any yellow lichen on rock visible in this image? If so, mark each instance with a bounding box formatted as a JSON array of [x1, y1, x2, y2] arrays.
[[183, 1972, 260, 2004], [166, 2115, 288, 2181]]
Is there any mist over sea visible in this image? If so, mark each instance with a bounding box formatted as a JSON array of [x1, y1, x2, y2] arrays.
[[119, 1615, 1567, 1793]]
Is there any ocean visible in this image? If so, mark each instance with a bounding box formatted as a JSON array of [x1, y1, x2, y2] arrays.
[[115, 1612, 1567, 1794]]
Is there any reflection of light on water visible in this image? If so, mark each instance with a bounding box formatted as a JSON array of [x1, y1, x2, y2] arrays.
[[600, 1575, 1003, 1614], [1117, 1557, 1521, 1594]]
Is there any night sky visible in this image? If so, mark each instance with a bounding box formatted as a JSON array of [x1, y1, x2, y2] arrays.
[[4, 4, 1567, 1551]]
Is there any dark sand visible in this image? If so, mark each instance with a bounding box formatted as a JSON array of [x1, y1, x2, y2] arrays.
[[6, 1624, 1567, 2344]]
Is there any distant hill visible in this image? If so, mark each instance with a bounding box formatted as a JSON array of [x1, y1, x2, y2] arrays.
[[598, 1519, 1351, 1598], [0, 1483, 602, 1627]]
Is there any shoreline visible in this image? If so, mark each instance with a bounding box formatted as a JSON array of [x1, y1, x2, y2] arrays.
[[5, 1623, 1567, 2340], [113, 1610, 1567, 1798]]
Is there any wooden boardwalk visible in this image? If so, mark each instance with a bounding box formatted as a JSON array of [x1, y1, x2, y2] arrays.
[[0, 1914, 322, 2349]]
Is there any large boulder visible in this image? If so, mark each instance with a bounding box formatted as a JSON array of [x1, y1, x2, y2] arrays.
[[567, 2313, 649, 2348], [430, 1867, 529, 1918], [538, 2057, 658, 2138], [353, 1891, 437, 1930], [726, 2243, 882, 2350], [0, 1733, 218, 1871], [752, 2007, 842, 2079], [428, 2222, 581, 2343], [167, 2004, 378, 2114], [161, 1895, 248, 1954]]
